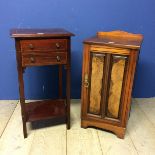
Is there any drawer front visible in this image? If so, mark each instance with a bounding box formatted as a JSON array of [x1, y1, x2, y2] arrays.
[[22, 52, 67, 66], [20, 39, 67, 52]]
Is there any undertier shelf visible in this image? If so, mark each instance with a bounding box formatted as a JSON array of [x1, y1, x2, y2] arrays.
[[25, 99, 66, 122]]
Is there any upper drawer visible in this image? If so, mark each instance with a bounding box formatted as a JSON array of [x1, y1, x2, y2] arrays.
[[20, 39, 67, 52]]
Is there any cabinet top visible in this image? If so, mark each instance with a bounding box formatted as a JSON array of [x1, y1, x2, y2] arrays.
[[10, 28, 75, 38], [84, 30, 143, 49]]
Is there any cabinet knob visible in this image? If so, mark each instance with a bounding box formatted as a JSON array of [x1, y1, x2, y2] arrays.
[[29, 44, 34, 49], [56, 56, 61, 62], [30, 56, 35, 63], [55, 43, 60, 49]]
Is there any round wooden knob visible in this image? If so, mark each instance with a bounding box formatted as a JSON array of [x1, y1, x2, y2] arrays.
[[29, 44, 34, 49], [30, 56, 35, 63], [55, 43, 60, 49], [56, 56, 61, 62]]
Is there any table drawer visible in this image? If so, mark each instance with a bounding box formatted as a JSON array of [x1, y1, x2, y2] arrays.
[[20, 39, 67, 52], [22, 52, 67, 66]]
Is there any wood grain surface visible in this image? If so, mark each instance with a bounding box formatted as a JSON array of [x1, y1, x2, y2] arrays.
[[0, 99, 155, 155], [89, 54, 104, 115], [107, 57, 126, 118]]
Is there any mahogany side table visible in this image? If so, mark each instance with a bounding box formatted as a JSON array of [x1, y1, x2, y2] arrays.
[[10, 28, 74, 138]]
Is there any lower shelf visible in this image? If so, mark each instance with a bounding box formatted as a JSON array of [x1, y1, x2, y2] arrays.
[[25, 99, 66, 122]]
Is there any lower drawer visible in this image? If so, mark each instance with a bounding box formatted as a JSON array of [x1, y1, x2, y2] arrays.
[[22, 52, 67, 66]]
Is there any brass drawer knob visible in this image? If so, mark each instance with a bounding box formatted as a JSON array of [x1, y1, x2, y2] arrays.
[[55, 43, 60, 49], [56, 56, 61, 62], [30, 57, 35, 63], [29, 44, 34, 49]]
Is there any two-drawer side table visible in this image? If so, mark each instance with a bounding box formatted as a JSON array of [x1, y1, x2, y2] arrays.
[[10, 28, 74, 138]]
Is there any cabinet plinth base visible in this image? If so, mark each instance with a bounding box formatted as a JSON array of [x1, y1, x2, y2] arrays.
[[81, 119, 125, 139]]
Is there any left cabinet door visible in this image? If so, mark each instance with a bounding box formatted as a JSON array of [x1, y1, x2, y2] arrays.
[[81, 45, 106, 118]]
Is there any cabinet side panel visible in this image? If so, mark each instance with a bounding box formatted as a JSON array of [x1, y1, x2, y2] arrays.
[[81, 44, 91, 118], [107, 56, 126, 118], [89, 53, 104, 115]]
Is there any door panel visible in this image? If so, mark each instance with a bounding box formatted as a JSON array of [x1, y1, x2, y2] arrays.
[[89, 53, 105, 115], [106, 55, 127, 119]]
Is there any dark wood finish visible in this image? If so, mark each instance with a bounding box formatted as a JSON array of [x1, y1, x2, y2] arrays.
[[15, 39, 27, 138], [58, 65, 63, 98], [20, 39, 67, 52], [10, 28, 74, 38], [25, 99, 66, 122], [66, 39, 71, 129], [22, 52, 67, 67], [11, 28, 74, 138], [81, 30, 143, 139]]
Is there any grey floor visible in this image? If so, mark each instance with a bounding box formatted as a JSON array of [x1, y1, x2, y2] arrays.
[[0, 98, 155, 155]]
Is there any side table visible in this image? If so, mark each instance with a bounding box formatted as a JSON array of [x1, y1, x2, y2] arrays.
[[10, 28, 74, 138]]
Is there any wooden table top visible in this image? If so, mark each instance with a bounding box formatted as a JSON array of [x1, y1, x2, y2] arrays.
[[84, 30, 143, 49], [10, 28, 75, 38]]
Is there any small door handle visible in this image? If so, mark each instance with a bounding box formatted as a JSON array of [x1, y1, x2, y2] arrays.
[[83, 74, 89, 88]]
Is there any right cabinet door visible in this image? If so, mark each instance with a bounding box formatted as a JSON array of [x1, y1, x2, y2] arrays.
[[105, 54, 128, 120]]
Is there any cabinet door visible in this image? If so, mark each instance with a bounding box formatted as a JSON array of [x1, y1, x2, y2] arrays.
[[82, 49, 129, 122], [106, 55, 128, 120], [82, 51, 106, 117]]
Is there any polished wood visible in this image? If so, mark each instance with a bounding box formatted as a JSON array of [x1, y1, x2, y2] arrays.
[[84, 30, 143, 49], [11, 28, 74, 138], [90, 45, 130, 55], [58, 65, 63, 98], [15, 39, 27, 138], [66, 39, 71, 129], [81, 119, 126, 139], [20, 39, 67, 52], [25, 99, 66, 122], [22, 52, 67, 67], [10, 28, 74, 38], [81, 30, 143, 138]]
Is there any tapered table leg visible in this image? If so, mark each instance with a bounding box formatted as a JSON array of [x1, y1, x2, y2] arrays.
[[17, 64, 27, 138], [14, 37, 27, 138], [66, 66, 70, 129]]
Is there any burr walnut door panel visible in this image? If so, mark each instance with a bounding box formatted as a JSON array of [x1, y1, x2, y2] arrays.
[[106, 55, 128, 120], [83, 50, 129, 122], [88, 53, 105, 115]]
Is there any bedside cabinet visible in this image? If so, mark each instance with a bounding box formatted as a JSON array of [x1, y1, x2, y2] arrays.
[[81, 31, 143, 138], [11, 28, 74, 138]]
